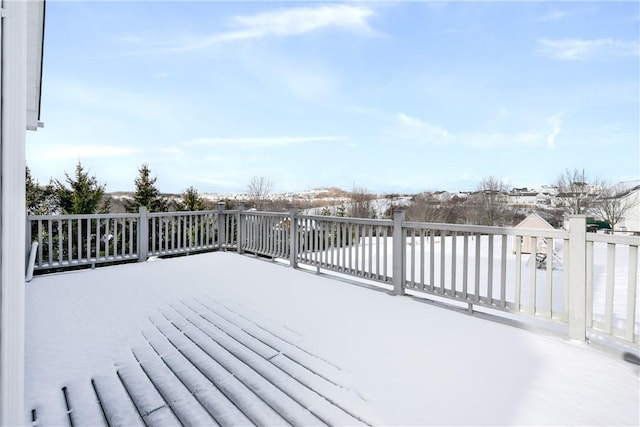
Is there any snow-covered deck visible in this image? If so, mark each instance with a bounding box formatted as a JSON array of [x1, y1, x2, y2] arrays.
[[26, 252, 639, 426]]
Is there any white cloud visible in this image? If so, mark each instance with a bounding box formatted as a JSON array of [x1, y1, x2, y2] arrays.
[[538, 10, 571, 22], [395, 112, 564, 150], [139, 4, 376, 53], [183, 136, 348, 148], [29, 144, 139, 161], [396, 113, 453, 144], [538, 38, 640, 60], [232, 4, 375, 37], [546, 112, 563, 150]]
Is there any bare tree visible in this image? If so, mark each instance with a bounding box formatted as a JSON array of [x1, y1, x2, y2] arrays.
[[555, 168, 602, 215], [406, 192, 445, 222], [348, 186, 376, 218], [471, 177, 510, 226], [247, 176, 273, 210], [594, 184, 630, 230]]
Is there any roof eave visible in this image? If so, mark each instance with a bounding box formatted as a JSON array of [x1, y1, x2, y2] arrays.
[[26, 0, 45, 131]]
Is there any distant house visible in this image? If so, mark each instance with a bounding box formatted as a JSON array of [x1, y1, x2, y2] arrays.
[[508, 190, 538, 207], [433, 191, 452, 203], [616, 184, 640, 232], [513, 213, 555, 254]]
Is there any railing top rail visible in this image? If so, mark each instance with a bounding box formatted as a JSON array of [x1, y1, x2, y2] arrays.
[[241, 211, 290, 218], [403, 221, 569, 239], [27, 213, 140, 221], [148, 210, 220, 217], [299, 214, 392, 227], [586, 233, 640, 245]]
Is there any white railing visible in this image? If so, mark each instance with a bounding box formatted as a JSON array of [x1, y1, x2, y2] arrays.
[[26, 203, 239, 271], [294, 214, 393, 283], [238, 211, 290, 259], [401, 221, 569, 321], [27, 207, 639, 347], [586, 233, 639, 343], [26, 212, 141, 269]]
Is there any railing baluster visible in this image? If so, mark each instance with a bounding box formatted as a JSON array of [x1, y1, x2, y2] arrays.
[[37, 220, 43, 267], [57, 219, 63, 265], [374, 226, 379, 279], [429, 229, 435, 291], [625, 245, 638, 342], [529, 237, 537, 315], [500, 235, 507, 308], [129, 218, 133, 257], [77, 218, 82, 262], [67, 219, 72, 263], [410, 229, 415, 287], [382, 226, 388, 280], [474, 233, 481, 303], [545, 238, 553, 317], [604, 243, 616, 334], [563, 238, 570, 322], [47, 220, 53, 266], [86, 218, 91, 260], [451, 231, 457, 296], [420, 229, 425, 290], [440, 231, 446, 293], [515, 236, 522, 312], [462, 233, 469, 300], [487, 234, 493, 304], [105, 218, 110, 259]]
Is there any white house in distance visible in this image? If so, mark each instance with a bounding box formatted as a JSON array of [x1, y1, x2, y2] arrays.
[[0, 1, 45, 424], [615, 182, 640, 233]]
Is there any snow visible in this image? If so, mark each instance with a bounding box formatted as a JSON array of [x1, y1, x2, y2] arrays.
[[26, 252, 639, 425]]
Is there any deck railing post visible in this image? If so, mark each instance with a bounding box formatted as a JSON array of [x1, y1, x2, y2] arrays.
[[392, 209, 406, 296], [237, 203, 245, 254], [289, 207, 299, 268], [217, 202, 226, 251], [138, 206, 148, 262], [568, 215, 587, 341]]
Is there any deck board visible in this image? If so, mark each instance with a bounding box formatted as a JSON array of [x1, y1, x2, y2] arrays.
[[28, 298, 373, 426]]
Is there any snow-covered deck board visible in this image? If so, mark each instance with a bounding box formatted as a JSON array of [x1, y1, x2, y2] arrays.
[[26, 252, 639, 426], [29, 296, 369, 426]]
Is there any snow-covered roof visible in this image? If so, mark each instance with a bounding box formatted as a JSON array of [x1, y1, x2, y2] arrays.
[[25, 253, 639, 425]]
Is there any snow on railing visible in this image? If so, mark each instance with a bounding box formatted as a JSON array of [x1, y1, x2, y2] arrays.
[[27, 208, 639, 346]]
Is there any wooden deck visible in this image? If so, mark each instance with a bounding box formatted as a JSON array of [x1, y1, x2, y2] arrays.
[[31, 298, 373, 426]]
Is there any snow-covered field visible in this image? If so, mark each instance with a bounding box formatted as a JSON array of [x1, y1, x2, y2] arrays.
[[25, 252, 639, 425]]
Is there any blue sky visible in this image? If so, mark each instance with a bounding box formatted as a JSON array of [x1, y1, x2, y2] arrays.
[[27, 1, 639, 194]]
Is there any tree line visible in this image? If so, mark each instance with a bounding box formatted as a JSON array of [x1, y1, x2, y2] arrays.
[[27, 163, 631, 230], [400, 169, 631, 229], [26, 162, 213, 215], [26, 162, 281, 215]]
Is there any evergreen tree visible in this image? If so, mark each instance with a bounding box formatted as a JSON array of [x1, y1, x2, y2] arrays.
[[53, 162, 110, 214], [179, 186, 205, 211], [26, 165, 54, 214], [126, 164, 167, 212]]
